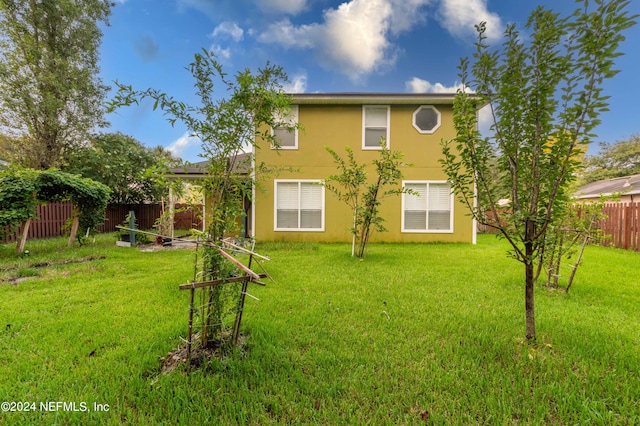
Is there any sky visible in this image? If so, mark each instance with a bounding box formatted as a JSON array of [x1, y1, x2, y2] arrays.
[[99, 0, 640, 163]]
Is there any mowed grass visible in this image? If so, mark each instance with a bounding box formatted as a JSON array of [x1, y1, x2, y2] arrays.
[[0, 234, 638, 424]]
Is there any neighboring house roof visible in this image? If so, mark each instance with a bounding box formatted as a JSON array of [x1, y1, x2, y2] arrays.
[[167, 153, 250, 179], [574, 173, 640, 199]]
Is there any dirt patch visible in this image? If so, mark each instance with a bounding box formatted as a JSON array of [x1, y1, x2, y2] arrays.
[[159, 333, 247, 373], [30, 255, 107, 269], [0, 255, 107, 285]]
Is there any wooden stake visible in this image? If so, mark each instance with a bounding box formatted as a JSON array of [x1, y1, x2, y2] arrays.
[[217, 248, 261, 280], [67, 208, 80, 247], [16, 218, 31, 254]]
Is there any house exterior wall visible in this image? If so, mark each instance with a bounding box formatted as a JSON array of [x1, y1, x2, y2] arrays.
[[253, 99, 475, 243]]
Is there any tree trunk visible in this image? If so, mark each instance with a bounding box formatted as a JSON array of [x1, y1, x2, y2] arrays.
[[525, 220, 537, 340], [525, 258, 536, 340]]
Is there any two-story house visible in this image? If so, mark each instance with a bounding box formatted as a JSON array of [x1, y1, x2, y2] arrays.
[[252, 93, 476, 244]]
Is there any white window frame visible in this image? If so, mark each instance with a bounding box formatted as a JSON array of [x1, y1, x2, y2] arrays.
[[412, 105, 441, 134], [401, 180, 454, 233], [362, 105, 390, 150], [274, 179, 325, 232], [271, 105, 299, 150]]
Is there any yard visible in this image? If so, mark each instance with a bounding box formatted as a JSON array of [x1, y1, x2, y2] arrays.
[[0, 234, 638, 424]]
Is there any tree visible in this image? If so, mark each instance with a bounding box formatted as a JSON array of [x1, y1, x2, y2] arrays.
[[325, 140, 409, 258], [109, 49, 296, 349], [0, 0, 112, 169], [579, 134, 640, 184], [65, 132, 180, 204], [441, 1, 636, 340]]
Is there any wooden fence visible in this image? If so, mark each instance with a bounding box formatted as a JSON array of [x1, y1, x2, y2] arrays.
[[597, 202, 640, 251], [479, 202, 640, 252], [1, 202, 203, 244]]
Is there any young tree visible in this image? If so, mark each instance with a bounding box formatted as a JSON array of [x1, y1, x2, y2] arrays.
[[109, 49, 295, 348], [441, 1, 636, 340], [325, 141, 409, 258], [0, 0, 112, 169]]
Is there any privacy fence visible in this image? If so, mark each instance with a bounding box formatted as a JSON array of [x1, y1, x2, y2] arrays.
[[1, 202, 203, 244], [479, 202, 640, 252], [597, 202, 640, 251]]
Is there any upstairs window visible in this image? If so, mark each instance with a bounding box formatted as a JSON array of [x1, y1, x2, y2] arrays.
[[412, 105, 441, 134], [272, 106, 298, 149], [402, 181, 453, 232], [362, 106, 390, 149]]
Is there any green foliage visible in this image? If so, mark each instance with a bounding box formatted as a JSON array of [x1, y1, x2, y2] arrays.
[[580, 134, 640, 184], [0, 0, 112, 169], [325, 140, 410, 258], [441, 0, 637, 340], [65, 132, 179, 204], [0, 167, 40, 236], [109, 48, 296, 348], [0, 167, 111, 241]]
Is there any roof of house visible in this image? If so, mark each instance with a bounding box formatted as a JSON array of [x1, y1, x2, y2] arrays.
[[574, 173, 640, 199], [290, 92, 463, 105], [167, 152, 251, 179]]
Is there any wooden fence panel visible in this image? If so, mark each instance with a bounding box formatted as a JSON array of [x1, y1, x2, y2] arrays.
[[1, 202, 74, 244], [174, 203, 204, 230], [596, 202, 640, 251], [1, 202, 206, 244]]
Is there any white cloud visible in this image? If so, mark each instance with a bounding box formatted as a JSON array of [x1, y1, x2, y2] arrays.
[[258, 18, 317, 49], [282, 73, 307, 93], [438, 0, 503, 42], [260, 0, 428, 81], [257, 0, 502, 81], [405, 77, 465, 94], [210, 44, 232, 60], [211, 21, 244, 42], [167, 132, 201, 159], [256, 0, 307, 15]]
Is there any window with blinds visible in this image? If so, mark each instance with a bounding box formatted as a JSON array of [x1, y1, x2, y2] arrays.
[[275, 180, 324, 231], [272, 106, 298, 149], [402, 181, 453, 232], [363, 106, 390, 149]]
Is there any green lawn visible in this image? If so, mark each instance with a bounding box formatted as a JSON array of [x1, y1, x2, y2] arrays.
[[0, 234, 638, 424]]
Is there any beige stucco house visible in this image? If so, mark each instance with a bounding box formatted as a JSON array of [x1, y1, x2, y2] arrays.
[[252, 93, 476, 244]]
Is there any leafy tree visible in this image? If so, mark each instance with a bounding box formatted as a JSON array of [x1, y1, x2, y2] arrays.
[[325, 140, 409, 258], [109, 49, 296, 349], [65, 132, 180, 204], [441, 1, 636, 340], [0, 0, 112, 169], [580, 134, 640, 183]]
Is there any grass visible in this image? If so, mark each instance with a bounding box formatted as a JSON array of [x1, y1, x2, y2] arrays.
[[0, 234, 638, 424]]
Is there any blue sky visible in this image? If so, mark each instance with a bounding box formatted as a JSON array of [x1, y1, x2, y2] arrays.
[[99, 0, 640, 162]]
